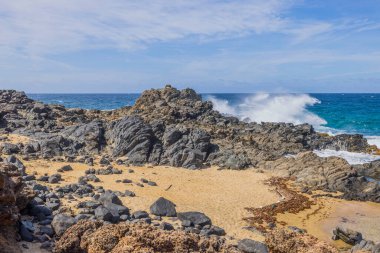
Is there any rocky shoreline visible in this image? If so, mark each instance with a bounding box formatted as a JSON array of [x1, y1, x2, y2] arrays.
[[0, 85, 379, 252]]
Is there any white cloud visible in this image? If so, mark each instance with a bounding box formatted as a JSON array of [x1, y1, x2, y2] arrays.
[[1, 1, 380, 93], [1, 1, 377, 57], [0, 0, 292, 55], [287, 22, 333, 42]]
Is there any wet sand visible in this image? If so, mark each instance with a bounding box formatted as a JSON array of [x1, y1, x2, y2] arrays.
[[277, 196, 380, 249]]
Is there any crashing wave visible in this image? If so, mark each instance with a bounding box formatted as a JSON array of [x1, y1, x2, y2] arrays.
[[207, 93, 326, 126]]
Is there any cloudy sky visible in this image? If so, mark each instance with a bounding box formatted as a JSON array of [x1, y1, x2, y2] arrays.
[[0, 0, 379, 93]]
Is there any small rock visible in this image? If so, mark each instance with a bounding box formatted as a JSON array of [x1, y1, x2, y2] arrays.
[[124, 190, 135, 197], [132, 210, 149, 219], [61, 165, 73, 171], [237, 239, 269, 253], [147, 181, 157, 186], [177, 211, 211, 227], [160, 222, 174, 231]]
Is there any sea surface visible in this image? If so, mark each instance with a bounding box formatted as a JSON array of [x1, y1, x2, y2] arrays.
[[28, 92, 380, 163]]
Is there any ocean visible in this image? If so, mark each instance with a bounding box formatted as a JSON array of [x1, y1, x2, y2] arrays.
[[28, 92, 380, 158]]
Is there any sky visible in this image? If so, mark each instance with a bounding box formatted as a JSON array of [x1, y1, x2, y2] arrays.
[[0, 0, 380, 93]]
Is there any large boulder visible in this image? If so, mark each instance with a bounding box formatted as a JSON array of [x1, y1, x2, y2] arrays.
[[106, 116, 155, 164], [60, 120, 105, 154], [332, 227, 363, 245], [94, 206, 116, 222], [161, 127, 212, 169], [149, 197, 177, 217], [98, 191, 123, 206], [52, 214, 76, 236]]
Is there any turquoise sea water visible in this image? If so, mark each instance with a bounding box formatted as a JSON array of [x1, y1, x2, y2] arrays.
[[28, 93, 380, 142]]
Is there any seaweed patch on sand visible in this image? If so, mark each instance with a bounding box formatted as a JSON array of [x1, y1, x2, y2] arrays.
[[243, 177, 314, 233]]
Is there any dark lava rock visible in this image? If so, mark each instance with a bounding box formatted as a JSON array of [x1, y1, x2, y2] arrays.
[[106, 203, 129, 216], [181, 220, 192, 227], [237, 239, 269, 253], [98, 191, 123, 206], [177, 211, 211, 227], [0, 143, 20, 155], [60, 165, 73, 171], [159, 222, 174, 231], [23, 175, 36, 181], [99, 157, 110, 165], [94, 206, 115, 222], [51, 214, 76, 236], [20, 221, 34, 242], [30, 205, 52, 217], [147, 181, 157, 186], [351, 239, 380, 253], [149, 197, 177, 217], [77, 201, 101, 209], [37, 176, 49, 182], [200, 225, 226, 236], [38, 225, 54, 237], [46, 202, 60, 211], [48, 174, 62, 184], [132, 210, 149, 219], [106, 116, 155, 165], [332, 226, 363, 245], [124, 190, 135, 197]]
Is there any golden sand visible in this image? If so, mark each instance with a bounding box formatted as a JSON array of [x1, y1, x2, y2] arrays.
[[277, 196, 380, 249], [24, 159, 280, 241], [10, 148, 379, 245]]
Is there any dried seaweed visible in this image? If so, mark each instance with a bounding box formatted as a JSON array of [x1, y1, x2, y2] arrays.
[[243, 177, 314, 233]]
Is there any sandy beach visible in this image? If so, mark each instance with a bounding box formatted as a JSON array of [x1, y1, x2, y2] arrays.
[[24, 158, 281, 241], [21, 156, 380, 247]]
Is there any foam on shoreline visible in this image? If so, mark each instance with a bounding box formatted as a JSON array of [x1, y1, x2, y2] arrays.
[[367, 136, 380, 149], [313, 149, 380, 165]]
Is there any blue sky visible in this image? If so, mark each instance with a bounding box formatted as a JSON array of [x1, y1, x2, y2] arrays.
[[0, 0, 380, 93]]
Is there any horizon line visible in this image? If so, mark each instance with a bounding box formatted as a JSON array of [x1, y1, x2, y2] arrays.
[[26, 92, 380, 95]]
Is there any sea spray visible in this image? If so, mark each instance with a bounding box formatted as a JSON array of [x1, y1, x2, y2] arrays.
[[207, 93, 326, 125], [207, 93, 380, 163]]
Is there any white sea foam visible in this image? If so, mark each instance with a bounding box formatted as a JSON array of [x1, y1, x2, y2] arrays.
[[366, 136, 380, 149], [207, 93, 326, 126], [207, 93, 380, 164], [313, 149, 380, 165]]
